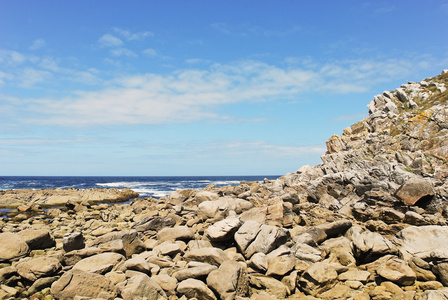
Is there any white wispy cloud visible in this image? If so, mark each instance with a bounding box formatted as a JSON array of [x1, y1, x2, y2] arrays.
[[110, 48, 138, 57], [19, 68, 52, 87], [98, 34, 123, 47], [0, 50, 27, 65], [210, 23, 302, 37], [142, 48, 157, 57], [3, 53, 447, 127], [29, 39, 47, 50], [113, 27, 154, 40]]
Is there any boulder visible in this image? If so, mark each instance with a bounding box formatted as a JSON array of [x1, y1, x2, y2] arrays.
[[50, 269, 118, 299], [28, 276, 59, 295], [409, 256, 437, 281], [0, 266, 20, 285], [132, 216, 176, 232], [153, 241, 183, 256], [248, 274, 290, 299], [348, 226, 397, 263], [17, 229, 55, 250], [292, 243, 322, 263], [184, 247, 229, 266], [73, 252, 125, 274], [338, 270, 371, 283], [124, 255, 151, 273], [157, 226, 194, 242], [0, 232, 29, 262], [117, 273, 167, 300], [266, 254, 297, 276], [319, 284, 353, 299], [234, 220, 263, 253], [198, 197, 254, 220], [205, 215, 242, 241], [419, 290, 448, 300], [239, 224, 289, 258], [320, 237, 356, 266], [177, 278, 217, 300], [207, 260, 249, 299], [298, 262, 338, 296], [393, 225, 448, 261], [62, 232, 85, 252], [248, 252, 268, 272], [395, 176, 435, 206], [376, 257, 416, 286], [16, 256, 62, 281], [152, 274, 178, 296], [195, 191, 219, 202], [173, 264, 218, 281], [91, 229, 145, 257]]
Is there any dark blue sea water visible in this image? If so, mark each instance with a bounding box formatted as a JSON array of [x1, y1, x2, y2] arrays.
[[0, 176, 280, 199]]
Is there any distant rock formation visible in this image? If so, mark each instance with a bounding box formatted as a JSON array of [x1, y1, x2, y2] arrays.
[[0, 70, 447, 299], [0, 188, 139, 208]]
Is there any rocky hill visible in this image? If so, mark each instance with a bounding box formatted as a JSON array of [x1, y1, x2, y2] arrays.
[[0, 70, 447, 299]]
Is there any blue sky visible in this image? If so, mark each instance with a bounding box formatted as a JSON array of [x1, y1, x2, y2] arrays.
[[1, 0, 447, 176]]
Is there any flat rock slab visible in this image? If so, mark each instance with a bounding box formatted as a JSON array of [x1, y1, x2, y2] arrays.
[[0, 232, 29, 262], [51, 269, 118, 299], [0, 188, 138, 208]]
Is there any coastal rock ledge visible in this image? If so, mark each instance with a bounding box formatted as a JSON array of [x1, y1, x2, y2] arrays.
[[0, 188, 139, 208], [0, 70, 447, 299]]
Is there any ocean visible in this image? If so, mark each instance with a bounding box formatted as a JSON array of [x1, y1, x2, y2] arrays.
[[0, 175, 280, 199]]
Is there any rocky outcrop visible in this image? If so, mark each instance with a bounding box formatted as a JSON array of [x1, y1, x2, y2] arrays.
[[0, 70, 447, 299], [0, 188, 138, 208]]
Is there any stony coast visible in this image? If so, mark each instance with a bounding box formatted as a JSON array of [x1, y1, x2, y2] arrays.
[[0, 188, 139, 208], [0, 70, 448, 299]]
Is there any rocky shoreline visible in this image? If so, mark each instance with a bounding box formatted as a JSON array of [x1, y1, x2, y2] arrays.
[[0, 70, 447, 299], [0, 188, 139, 209]]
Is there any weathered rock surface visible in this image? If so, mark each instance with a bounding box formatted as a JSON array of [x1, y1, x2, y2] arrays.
[[0, 232, 29, 262], [50, 269, 118, 299]]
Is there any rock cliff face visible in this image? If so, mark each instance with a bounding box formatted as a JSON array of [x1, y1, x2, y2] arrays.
[[0, 70, 447, 299], [277, 69, 448, 225]]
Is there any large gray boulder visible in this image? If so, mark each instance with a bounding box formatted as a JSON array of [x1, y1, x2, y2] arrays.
[[50, 269, 118, 299], [0, 232, 29, 262]]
